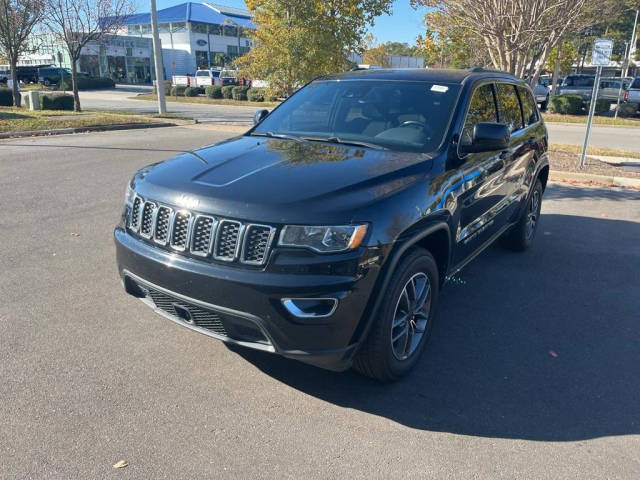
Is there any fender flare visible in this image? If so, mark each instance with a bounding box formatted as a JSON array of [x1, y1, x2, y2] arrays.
[[351, 221, 451, 347]]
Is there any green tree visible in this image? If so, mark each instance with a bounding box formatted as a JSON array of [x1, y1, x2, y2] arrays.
[[236, 0, 392, 96], [0, 0, 43, 107], [544, 40, 579, 75]]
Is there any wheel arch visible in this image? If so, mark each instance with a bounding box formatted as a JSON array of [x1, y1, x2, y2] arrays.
[[351, 221, 452, 346]]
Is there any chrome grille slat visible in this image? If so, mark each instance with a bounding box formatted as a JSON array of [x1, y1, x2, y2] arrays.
[[129, 196, 143, 231], [170, 211, 192, 251], [214, 220, 243, 261], [153, 206, 173, 245], [241, 224, 276, 265], [139, 201, 157, 239], [190, 215, 217, 257]]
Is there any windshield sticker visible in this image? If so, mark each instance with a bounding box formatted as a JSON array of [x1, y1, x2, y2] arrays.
[[430, 85, 449, 93]]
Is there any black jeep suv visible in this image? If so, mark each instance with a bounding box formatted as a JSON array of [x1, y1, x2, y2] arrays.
[[115, 68, 548, 381]]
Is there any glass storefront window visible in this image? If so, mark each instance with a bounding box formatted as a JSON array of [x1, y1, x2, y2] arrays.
[[191, 22, 208, 34], [127, 25, 140, 35], [224, 25, 238, 37], [158, 23, 170, 33], [195, 50, 209, 69], [141, 24, 151, 34], [209, 24, 222, 35], [171, 22, 186, 33]]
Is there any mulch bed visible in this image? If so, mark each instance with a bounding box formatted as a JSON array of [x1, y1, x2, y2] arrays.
[[549, 150, 640, 179]]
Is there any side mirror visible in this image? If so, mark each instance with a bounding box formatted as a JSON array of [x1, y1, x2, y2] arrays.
[[462, 122, 509, 153], [253, 109, 269, 125]]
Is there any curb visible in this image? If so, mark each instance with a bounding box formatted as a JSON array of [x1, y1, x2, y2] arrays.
[[549, 170, 640, 188], [0, 121, 178, 139]]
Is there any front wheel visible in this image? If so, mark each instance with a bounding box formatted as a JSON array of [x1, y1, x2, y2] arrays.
[[502, 178, 543, 251], [353, 248, 439, 382]]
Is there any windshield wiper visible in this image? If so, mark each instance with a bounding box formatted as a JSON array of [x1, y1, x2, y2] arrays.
[[302, 136, 388, 150], [249, 131, 303, 142]]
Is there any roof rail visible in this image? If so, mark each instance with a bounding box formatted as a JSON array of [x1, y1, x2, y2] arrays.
[[469, 66, 509, 74]]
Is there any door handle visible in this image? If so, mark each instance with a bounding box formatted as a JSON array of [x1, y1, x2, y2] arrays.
[[487, 157, 505, 174]]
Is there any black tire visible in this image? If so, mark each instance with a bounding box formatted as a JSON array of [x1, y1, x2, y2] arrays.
[[353, 247, 439, 382], [540, 97, 548, 111], [501, 178, 543, 251]]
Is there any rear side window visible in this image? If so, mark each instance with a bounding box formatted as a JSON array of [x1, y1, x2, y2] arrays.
[[632, 78, 640, 89], [461, 84, 497, 146], [516, 86, 538, 126], [564, 76, 594, 87], [496, 83, 523, 133]]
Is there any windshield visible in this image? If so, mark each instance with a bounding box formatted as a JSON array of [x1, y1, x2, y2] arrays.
[[252, 80, 460, 152], [563, 76, 594, 87]]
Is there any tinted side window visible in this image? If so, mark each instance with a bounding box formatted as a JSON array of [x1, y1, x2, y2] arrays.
[[516, 86, 538, 126], [496, 83, 523, 133], [631, 77, 640, 89], [461, 84, 498, 146]]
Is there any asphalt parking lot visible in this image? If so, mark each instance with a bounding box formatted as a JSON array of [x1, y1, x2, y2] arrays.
[[1, 126, 639, 479]]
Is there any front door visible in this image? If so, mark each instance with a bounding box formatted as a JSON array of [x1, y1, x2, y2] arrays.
[[453, 82, 510, 264]]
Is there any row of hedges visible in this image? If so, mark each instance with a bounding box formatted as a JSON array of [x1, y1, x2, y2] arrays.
[[57, 76, 115, 91], [0, 88, 13, 106], [40, 93, 74, 110], [548, 94, 617, 116], [203, 85, 272, 102]]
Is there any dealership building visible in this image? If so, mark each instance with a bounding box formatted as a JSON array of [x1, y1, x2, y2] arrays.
[[118, 2, 254, 77], [25, 34, 155, 84]]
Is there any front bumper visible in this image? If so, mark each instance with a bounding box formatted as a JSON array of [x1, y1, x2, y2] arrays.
[[114, 228, 380, 371]]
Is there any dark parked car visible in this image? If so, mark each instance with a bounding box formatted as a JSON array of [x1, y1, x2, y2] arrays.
[[38, 67, 71, 86], [115, 68, 549, 381]]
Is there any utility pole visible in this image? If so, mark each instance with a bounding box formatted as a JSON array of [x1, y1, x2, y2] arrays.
[[624, 9, 639, 78], [150, 0, 166, 114]]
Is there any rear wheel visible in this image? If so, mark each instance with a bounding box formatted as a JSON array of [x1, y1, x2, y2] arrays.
[[354, 248, 439, 382], [502, 178, 543, 251], [540, 96, 548, 111]]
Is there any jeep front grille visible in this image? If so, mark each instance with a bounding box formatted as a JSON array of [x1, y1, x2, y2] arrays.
[[127, 194, 275, 266]]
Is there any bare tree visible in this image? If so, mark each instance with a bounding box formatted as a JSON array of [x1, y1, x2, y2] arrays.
[[413, 0, 597, 86], [0, 0, 43, 107], [42, 0, 133, 111]]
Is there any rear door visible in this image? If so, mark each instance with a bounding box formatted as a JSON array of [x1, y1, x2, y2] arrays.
[[453, 82, 509, 264], [495, 82, 533, 220]]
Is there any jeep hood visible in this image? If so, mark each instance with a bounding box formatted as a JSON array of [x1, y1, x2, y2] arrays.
[[132, 136, 433, 224]]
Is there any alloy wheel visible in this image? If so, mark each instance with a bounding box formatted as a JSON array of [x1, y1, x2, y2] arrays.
[[526, 189, 540, 239], [390, 272, 431, 361]]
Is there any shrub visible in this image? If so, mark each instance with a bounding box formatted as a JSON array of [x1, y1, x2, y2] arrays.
[[548, 94, 584, 115], [247, 87, 267, 102], [231, 86, 249, 101], [205, 85, 223, 98], [40, 94, 74, 110], [171, 85, 187, 96], [0, 88, 13, 106], [153, 80, 171, 96], [183, 86, 199, 97], [58, 76, 115, 90], [221, 85, 234, 99], [617, 102, 639, 117], [585, 98, 612, 115]]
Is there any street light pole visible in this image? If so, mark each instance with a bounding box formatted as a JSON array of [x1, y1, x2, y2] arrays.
[[624, 9, 639, 78], [150, 0, 166, 114]]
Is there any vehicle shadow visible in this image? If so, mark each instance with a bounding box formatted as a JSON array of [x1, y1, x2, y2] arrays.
[[228, 212, 640, 441]]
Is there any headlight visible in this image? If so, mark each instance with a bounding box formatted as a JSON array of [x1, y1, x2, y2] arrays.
[[125, 182, 135, 208], [279, 224, 368, 253]]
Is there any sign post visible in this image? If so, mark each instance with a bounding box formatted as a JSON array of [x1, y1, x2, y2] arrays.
[[580, 38, 613, 168]]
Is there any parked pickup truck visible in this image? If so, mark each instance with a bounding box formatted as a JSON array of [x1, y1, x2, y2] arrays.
[[171, 68, 241, 88], [624, 76, 640, 107]]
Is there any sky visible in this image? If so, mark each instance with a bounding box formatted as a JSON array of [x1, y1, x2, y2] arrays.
[[150, 0, 428, 45]]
